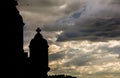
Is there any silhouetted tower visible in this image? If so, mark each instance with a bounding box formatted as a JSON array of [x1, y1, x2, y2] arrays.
[[29, 28, 49, 78], [1, 0, 25, 78]]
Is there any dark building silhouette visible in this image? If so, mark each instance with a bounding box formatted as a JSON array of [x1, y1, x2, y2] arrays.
[[1, 0, 25, 78], [28, 28, 50, 78], [48, 74, 77, 78], [1, 0, 50, 78]]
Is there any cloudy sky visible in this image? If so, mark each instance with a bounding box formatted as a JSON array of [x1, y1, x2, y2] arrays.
[[17, 0, 120, 78]]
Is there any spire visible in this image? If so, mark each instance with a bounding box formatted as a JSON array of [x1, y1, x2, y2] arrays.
[[36, 27, 41, 33]]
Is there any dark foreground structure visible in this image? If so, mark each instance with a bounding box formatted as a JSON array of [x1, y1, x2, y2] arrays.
[[28, 28, 50, 78], [1, 0, 49, 78], [48, 75, 77, 78], [1, 0, 25, 78]]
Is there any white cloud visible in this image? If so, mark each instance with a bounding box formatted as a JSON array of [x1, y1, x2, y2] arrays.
[[48, 40, 120, 76]]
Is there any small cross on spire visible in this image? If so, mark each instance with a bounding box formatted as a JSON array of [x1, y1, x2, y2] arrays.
[[36, 27, 41, 33]]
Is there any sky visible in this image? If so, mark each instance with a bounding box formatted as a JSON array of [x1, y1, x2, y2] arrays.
[[17, 0, 120, 78]]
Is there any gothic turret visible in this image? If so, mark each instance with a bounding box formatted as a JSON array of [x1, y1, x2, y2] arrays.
[[29, 28, 49, 78]]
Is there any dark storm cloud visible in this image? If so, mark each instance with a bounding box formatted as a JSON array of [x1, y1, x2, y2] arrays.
[[63, 0, 84, 14], [34, 0, 120, 42], [52, 0, 120, 42], [18, 0, 85, 33], [57, 18, 120, 42], [18, 0, 120, 43], [18, 0, 83, 15], [18, 0, 61, 7], [110, 0, 120, 5]]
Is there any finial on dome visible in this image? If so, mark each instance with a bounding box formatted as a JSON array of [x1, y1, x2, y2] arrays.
[[36, 27, 41, 33]]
